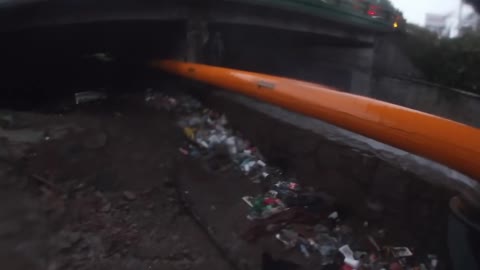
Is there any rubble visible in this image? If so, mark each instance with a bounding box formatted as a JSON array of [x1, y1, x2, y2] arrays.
[[75, 91, 107, 105], [339, 245, 360, 269], [389, 247, 413, 258], [83, 131, 107, 149], [0, 127, 45, 144], [123, 191, 137, 201], [31, 174, 62, 193], [328, 211, 339, 220], [100, 202, 112, 213], [88, 52, 114, 62], [0, 112, 13, 128], [45, 126, 70, 141]]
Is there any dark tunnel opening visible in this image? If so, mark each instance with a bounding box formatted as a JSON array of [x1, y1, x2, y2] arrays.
[[0, 20, 185, 109]]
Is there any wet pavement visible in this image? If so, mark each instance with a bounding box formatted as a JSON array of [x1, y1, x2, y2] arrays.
[[0, 88, 450, 270]]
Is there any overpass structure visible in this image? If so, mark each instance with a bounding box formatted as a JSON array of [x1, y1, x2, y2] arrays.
[[0, 0, 404, 33], [0, 0, 407, 96]]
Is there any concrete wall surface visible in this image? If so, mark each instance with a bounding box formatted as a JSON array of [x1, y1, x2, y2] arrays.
[[198, 89, 453, 257], [218, 25, 375, 93], [370, 76, 480, 128], [373, 36, 423, 77], [213, 24, 480, 129]]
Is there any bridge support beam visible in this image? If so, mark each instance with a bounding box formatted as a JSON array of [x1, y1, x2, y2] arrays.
[[185, 19, 209, 62]]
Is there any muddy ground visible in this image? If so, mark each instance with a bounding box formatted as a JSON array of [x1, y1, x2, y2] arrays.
[[0, 94, 233, 270], [0, 89, 451, 270]]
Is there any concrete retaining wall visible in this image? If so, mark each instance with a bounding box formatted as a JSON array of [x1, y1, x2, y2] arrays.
[[369, 76, 480, 128], [215, 25, 480, 128], [197, 89, 453, 257], [368, 36, 480, 128]]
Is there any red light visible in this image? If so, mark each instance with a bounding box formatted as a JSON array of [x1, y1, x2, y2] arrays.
[[368, 4, 379, 16]]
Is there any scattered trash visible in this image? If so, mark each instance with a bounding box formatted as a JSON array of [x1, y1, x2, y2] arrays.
[[225, 136, 237, 155], [342, 264, 356, 270], [247, 193, 286, 220], [179, 147, 189, 156], [148, 92, 276, 186], [315, 233, 338, 265], [428, 254, 438, 269], [147, 91, 442, 269], [31, 174, 62, 193], [274, 181, 300, 191], [328, 211, 339, 220], [242, 196, 254, 207], [0, 112, 13, 128], [389, 247, 413, 258], [339, 245, 361, 269], [299, 243, 310, 258], [45, 125, 72, 141], [367, 199, 384, 213], [353, 251, 368, 259], [183, 127, 196, 140], [100, 202, 112, 213], [83, 131, 107, 149], [389, 261, 403, 270], [368, 235, 381, 252], [0, 127, 45, 144], [75, 91, 107, 105], [123, 191, 137, 201], [205, 152, 233, 172], [335, 225, 353, 246], [275, 229, 298, 248], [314, 224, 329, 234], [87, 52, 114, 62]]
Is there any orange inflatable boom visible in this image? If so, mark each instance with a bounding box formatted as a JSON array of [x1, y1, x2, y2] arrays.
[[153, 60, 480, 183]]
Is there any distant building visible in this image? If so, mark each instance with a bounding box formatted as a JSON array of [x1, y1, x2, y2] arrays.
[[459, 11, 480, 35], [423, 1, 480, 38], [425, 13, 452, 37]]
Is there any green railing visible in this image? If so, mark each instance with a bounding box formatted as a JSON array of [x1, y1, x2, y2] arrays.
[[231, 0, 405, 31]]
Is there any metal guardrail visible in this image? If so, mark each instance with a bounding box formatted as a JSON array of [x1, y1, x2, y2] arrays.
[[232, 0, 405, 31]]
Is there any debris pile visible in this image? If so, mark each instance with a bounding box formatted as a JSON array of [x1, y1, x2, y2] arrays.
[[147, 91, 271, 182], [243, 179, 440, 270]]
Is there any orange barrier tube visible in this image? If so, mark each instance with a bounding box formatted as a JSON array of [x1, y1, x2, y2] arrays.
[[153, 60, 480, 182]]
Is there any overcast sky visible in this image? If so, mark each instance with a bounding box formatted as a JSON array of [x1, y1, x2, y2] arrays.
[[391, 0, 474, 25]]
